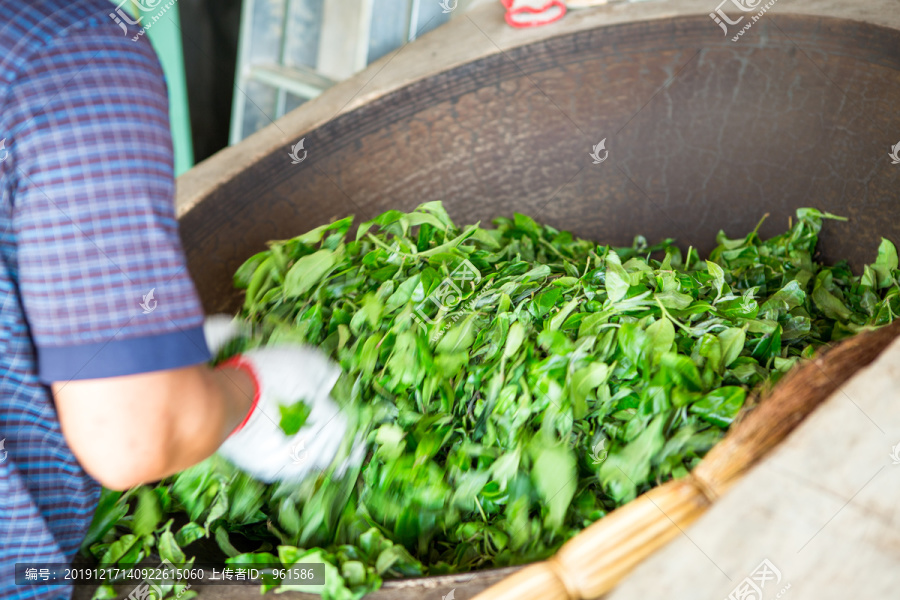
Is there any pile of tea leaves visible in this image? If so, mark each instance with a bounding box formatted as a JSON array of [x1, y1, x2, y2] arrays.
[[84, 204, 898, 600]]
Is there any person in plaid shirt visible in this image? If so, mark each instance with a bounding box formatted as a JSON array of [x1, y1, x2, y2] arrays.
[[1, 2, 350, 598]]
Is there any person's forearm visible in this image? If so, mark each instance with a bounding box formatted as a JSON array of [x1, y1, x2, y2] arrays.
[[147, 365, 256, 480], [54, 364, 256, 490], [215, 366, 258, 441]]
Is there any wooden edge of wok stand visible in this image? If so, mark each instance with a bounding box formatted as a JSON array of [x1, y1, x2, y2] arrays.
[[471, 321, 900, 600]]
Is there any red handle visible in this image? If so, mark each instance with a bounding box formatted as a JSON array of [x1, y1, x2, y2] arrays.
[[503, 0, 567, 28]]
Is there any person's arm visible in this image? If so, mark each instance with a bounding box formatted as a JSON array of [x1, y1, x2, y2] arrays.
[[53, 365, 254, 490], [9, 24, 355, 491], [8, 26, 233, 488], [54, 314, 354, 490]]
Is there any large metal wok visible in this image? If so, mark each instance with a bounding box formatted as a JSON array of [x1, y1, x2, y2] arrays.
[[162, 0, 900, 597]]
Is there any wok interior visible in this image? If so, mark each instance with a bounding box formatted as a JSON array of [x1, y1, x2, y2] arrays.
[[160, 10, 900, 599], [179, 13, 900, 315]]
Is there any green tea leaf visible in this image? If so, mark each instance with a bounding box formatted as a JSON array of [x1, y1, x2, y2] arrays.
[[599, 416, 666, 503], [718, 327, 746, 369], [159, 528, 186, 564], [531, 444, 577, 528], [706, 260, 725, 299], [279, 401, 312, 435], [175, 522, 207, 548], [872, 238, 898, 288], [284, 247, 344, 297], [646, 317, 675, 359], [691, 386, 746, 427], [81, 488, 128, 552], [605, 252, 631, 302], [215, 525, 241, 558], [131, 487, 161, 538]]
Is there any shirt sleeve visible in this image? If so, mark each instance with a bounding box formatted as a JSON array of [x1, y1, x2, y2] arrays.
[[6, 24, 210, 383]]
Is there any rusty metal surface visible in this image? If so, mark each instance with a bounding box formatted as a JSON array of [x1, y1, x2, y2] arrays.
[[180, 13, 900, 315]]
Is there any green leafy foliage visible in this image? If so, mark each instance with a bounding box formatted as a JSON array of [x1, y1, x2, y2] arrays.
[[86, 204, 898, 599]]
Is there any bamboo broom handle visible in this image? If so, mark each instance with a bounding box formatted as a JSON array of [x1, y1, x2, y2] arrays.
[[473, 320, 900, 600]]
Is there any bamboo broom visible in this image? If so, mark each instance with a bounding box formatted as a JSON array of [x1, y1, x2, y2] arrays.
[[472, 320, 900, 600]]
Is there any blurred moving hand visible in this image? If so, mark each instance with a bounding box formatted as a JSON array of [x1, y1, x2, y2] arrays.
[[204, 316, 352, 483]]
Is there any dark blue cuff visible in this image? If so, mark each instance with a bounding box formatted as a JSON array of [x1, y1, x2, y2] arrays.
[[38, 326, 211, 383]]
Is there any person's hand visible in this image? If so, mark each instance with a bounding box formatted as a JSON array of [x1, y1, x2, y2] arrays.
[[203, 313, 245, 356], [204, 316, 355, 483]]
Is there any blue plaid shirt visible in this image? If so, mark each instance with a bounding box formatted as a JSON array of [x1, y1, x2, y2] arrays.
[[0, 1, 210, 598]]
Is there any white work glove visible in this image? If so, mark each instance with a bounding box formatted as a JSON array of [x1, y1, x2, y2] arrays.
[[204, 316, 359, 483], [203, 314, 245, 358]]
